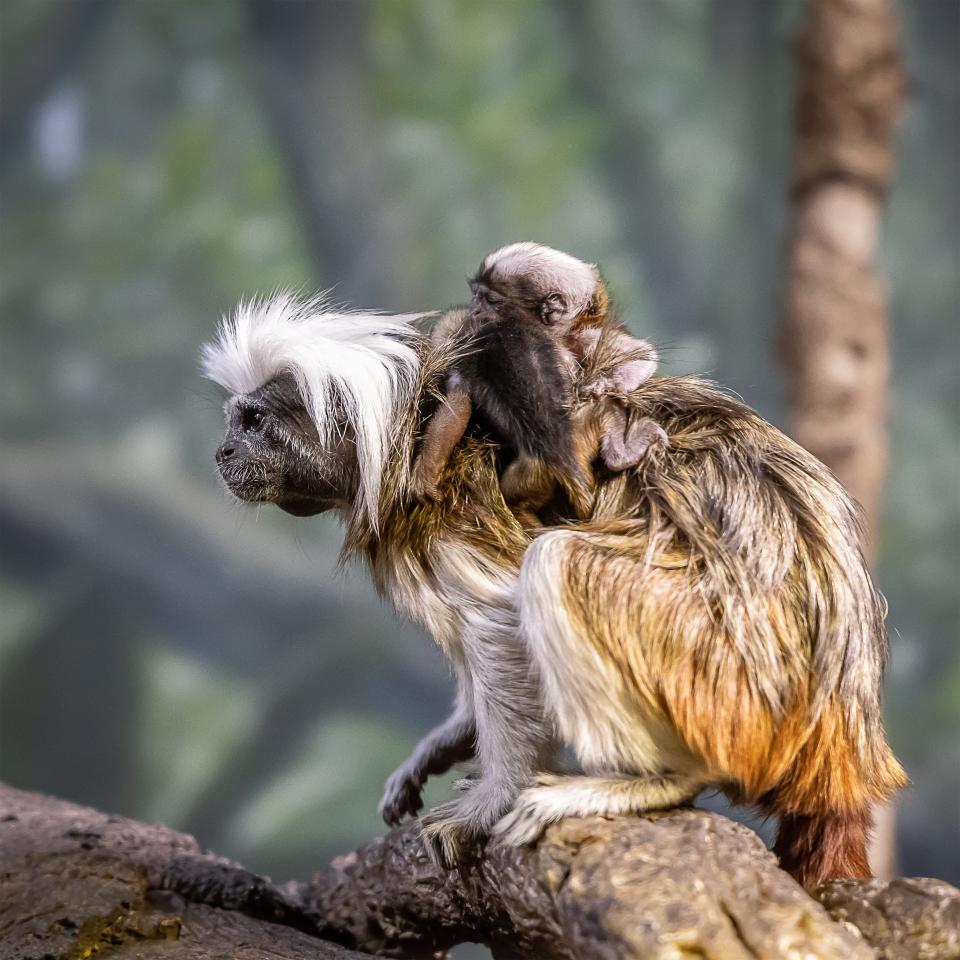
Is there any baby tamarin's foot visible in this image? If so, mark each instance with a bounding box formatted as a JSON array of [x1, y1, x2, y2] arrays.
[[408, 457, 442, 503], [601, 415, 668, 471]]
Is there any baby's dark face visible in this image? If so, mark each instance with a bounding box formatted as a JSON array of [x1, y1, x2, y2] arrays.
[[467, 262, 573, 334]]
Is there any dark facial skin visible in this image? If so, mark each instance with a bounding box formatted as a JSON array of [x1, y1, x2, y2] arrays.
[[454, 266, 578, 471], [468, 264, 573, 332], [215, 372, 356, 516]]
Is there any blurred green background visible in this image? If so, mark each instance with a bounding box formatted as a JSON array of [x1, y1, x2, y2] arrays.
[[0, 0, 957, 898]]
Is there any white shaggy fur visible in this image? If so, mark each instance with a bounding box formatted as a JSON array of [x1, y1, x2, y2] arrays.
[[202, 292, 425, 527], [518, 530, 699, 778], [494, 773, 704, 845]]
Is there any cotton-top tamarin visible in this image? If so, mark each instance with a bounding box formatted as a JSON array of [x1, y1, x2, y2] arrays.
[[203, 263, 904, 889]]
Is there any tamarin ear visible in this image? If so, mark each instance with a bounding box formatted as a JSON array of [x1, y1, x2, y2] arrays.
[[540, 292, 568, 325]]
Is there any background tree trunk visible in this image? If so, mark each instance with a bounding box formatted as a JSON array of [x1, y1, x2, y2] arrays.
[[779, 0, 906, 876]]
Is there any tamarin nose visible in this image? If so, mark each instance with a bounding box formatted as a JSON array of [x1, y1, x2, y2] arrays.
[[216, 440, 244, 464]]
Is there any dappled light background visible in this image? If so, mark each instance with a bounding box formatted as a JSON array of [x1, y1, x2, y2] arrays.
[[1, 0, 957, 895]]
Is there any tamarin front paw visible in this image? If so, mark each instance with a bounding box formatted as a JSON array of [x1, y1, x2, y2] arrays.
[[379, 765, 425, 826]]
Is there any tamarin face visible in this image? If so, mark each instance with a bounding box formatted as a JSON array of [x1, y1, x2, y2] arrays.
[[468, 242, 602, 331], [214, 372, 356, 517]]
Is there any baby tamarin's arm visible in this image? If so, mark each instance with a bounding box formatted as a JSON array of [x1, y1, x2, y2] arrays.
[[409, 309, 474, 502], [575, 327, 659, 396]]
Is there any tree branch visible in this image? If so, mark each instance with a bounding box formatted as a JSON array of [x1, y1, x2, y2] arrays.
[[2, 782, 956, 959], [301, 811, 874, 959]]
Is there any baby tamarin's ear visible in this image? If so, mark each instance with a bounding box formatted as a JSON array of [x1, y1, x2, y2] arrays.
[[541, 268, 608, 329], [539, 292, 568, 325]]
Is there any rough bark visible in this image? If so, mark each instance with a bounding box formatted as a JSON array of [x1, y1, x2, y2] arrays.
[[0, 783, 366, 960], [6, 784, 958, 960], [816, 877, 960, 960], [779, 0, 906, 561], [303, 809, 875, 960]]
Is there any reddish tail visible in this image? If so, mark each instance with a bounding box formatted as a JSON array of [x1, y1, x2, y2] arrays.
[[774, 808, 873, 889]]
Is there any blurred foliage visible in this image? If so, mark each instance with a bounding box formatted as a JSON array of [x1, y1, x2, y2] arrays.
[[0, 0, 957, 900]]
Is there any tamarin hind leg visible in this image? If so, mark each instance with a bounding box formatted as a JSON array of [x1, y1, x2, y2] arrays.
[[410, 374, 473, 501], [600, 404, 669, 472], [493, 772, 705, 846], [420, 590, 554, 869]]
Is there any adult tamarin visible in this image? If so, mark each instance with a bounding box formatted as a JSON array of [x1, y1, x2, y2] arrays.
[[203, 283, 905, 890], [411, 242, 667, 524]]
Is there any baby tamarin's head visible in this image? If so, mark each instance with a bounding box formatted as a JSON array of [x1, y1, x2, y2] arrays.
[[468, 242, 609, 334]]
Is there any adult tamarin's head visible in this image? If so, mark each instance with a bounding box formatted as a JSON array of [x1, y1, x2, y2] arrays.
[[202, 294, 426, 526], [468, 242, 609, 332]]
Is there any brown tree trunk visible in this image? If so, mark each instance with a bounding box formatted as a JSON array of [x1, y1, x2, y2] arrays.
[[780, 0, 905, 560], [779, 0, 906, 875]]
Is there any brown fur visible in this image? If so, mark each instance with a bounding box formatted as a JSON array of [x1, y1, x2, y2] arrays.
[[345, 329, 905, 888], [774, 810, 873, 889]]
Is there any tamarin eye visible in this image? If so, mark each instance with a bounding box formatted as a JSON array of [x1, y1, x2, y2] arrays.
[[243, 408, 264, 432]]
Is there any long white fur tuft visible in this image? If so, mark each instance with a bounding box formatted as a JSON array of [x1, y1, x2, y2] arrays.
[[201, 292, 424, 527]]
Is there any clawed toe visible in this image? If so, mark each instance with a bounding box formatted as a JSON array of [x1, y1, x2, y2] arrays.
[[419, 804, 484, 869], [379, 770, 424, 826]]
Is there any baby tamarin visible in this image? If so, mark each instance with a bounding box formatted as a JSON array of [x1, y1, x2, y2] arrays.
[[410, 242, 667, 522]]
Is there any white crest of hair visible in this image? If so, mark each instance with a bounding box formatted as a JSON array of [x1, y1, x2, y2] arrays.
[[201, 291, 424, 527], [483, 242, 599, 313]]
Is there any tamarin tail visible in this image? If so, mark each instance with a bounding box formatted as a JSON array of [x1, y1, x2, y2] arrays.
[[773, 807, 873, 890]]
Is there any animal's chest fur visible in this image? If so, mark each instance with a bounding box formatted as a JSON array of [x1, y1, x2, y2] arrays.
[[373, 533, 521, 663], [361, 445, 530, 664]]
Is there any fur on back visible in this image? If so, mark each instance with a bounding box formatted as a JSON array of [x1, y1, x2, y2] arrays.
[[201, 292, 426, 527]]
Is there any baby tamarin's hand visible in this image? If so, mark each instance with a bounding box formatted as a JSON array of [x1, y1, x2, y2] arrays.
[[581, 376, 620, 401], [600, 410, 669, 472], [620, 417, 669, 463], [576, 330, 658, 401]]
